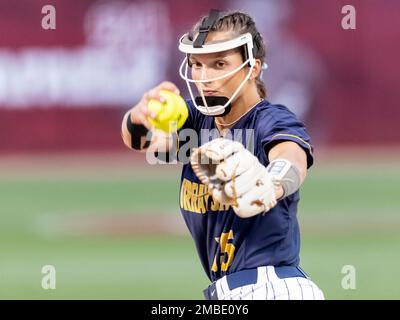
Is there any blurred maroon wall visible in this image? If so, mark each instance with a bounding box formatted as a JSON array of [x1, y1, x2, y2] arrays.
[[0, 0, 399, 152], [288, 0, 400, 146]]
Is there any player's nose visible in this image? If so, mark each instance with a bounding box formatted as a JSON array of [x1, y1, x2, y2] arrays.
[[199, 67, 209, 81]]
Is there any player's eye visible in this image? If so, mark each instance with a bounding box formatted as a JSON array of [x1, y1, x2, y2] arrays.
[[215, 60, 226, 69], [189, 60, 202, 69]]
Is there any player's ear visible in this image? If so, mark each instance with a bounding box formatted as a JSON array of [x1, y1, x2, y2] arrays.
[[250, 59, 262, 80]]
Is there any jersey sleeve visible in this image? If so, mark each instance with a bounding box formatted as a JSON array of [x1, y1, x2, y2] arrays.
[[260, 104, 314, 168]]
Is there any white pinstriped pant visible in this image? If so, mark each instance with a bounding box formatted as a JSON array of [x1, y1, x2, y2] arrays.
[[214, 266, 325, 300]]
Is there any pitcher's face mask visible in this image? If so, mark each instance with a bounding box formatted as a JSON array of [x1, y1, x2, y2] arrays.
[[178, 10, 260, 117]]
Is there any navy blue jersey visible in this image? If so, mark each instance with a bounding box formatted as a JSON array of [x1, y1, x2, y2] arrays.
[[178, 99, 314, 282]]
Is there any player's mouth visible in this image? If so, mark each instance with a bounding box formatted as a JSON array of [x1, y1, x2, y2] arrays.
[[201, 90, 219, 96]]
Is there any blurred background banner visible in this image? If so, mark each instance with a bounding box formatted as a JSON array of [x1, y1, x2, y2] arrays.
[[0, 0, 399, 151], [0, 0, 399, 300]]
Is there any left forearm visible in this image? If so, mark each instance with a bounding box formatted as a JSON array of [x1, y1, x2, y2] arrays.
[[267, 141, 308, 199]]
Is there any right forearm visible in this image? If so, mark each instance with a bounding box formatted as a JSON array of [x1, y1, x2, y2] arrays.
[[121, 110, 174, 153], [121, 111, 150, 150]]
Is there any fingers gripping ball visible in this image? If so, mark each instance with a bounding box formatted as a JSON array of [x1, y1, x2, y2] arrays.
[[190, 138, 278, 218], [147, 90, 188, 133]]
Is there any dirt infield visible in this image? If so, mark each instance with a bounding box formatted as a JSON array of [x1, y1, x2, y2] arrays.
[[36, 212, 188, 237], [35, 211, 400, 238], [1, 147, 399, 171], [0, 152, 181, 180]]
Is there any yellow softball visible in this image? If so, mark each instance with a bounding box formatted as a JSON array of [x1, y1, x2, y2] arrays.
[[147, 90, 188, 133]]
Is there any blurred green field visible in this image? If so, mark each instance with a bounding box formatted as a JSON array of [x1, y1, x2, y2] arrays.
[[0, 153, 399, 299]]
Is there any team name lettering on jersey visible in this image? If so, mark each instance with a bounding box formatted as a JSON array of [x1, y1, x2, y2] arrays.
[[180, 178, 230, 213]]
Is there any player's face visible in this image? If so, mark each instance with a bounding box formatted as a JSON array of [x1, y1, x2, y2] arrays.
[[188, 31, 250, 99]]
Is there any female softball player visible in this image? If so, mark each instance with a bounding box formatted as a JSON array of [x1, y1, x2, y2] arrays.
[[121, 10, 325, 300]]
